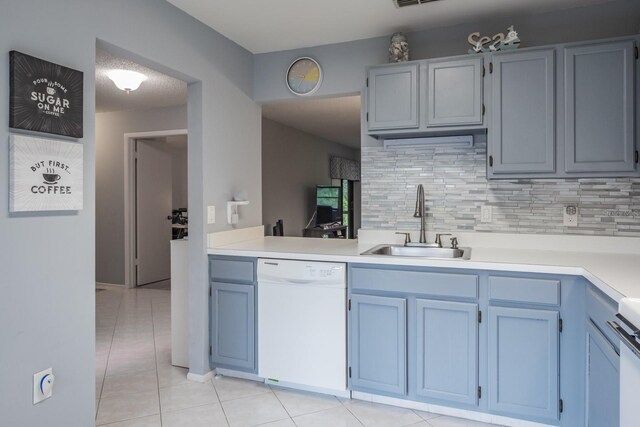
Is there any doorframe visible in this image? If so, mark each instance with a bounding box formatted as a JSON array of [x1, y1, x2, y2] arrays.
[[123, 129, 188, 289]]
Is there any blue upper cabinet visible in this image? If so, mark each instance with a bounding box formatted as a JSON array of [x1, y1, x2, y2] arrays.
[[367, 63, 419, 131], [416, 299, 478, 405], [427, 56, 483, 127], [489, 49, 556, 176], [350, 294, 407, 396], [564, 40, 637, 173], [488, 306, 560, 422]]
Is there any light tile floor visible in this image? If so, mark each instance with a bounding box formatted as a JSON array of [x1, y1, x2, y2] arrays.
[[96, 287, 502, 427]]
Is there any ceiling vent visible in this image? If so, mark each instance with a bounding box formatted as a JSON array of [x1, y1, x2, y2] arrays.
[[394, 0, 441, 8]]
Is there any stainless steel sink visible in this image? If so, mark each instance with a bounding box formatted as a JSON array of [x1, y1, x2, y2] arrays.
[[361, 244, 471, 260]]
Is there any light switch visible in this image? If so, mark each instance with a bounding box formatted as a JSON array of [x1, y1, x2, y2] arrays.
[[207, 206, 216, 224]]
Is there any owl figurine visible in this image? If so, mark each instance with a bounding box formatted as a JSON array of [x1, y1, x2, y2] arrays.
[[389, 32, 409, 63]]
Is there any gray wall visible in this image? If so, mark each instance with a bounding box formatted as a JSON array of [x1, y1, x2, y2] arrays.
[[170, 143, 188, 210], [96, 106, 187, 285], [0, 1, 261, 425], [262, 118, 359, 237], [254, 0, 640, 103], [253, 0, 640, 240], [362, 143, 640, 236]]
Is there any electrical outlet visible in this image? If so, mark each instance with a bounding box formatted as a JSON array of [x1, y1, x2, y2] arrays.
[[481, 205, 492, 223], [207, 206, 216, 224], [33, 368, 54, 404], [563, 205, 578, 227]]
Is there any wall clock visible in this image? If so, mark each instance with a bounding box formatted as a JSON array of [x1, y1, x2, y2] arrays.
[[286, 57, 322, 96]]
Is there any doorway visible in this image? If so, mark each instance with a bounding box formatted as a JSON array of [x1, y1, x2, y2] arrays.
[[261, 94, 362, 238], [94, 45, 189, 289], [128, 132, 188, 288]]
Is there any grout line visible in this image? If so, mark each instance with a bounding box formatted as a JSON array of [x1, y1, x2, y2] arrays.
[[149, 290, 163, 427], [211, 379, 232, 427], [96, 413, 160, 426], [95, 289, 124, 423], [340, 399, 366, 427], [270, 386, 294, 421], [160, 401, 224, 416], [270, 387, 346, 421], [214, 386, 273, 404]]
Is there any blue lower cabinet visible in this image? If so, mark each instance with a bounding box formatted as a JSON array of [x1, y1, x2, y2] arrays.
[[488, 306, 560, 421], [586, 322, 619, 427], [416, 299, 479, 405], [210, 281, 256, 372], [350, 294, 407, 396]]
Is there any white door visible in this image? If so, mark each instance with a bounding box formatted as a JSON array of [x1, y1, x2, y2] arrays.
[[136, 140, 172, 286]]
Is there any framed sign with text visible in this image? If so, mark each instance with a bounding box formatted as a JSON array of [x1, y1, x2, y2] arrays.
[[9, 51, 83, 138], [9, 135, 83, 212]]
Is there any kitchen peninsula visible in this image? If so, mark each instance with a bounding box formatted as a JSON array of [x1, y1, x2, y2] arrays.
[[206, 228, 640, 427]]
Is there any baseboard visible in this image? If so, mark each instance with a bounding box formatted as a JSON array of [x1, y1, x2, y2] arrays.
[[351, 392, 553, 427], [214, 369, 351, 399], [187, 370, 214, 383], [214, 368, 262, 382], [96, 282, 124, 288]]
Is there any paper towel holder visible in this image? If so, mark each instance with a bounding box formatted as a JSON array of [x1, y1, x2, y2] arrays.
[[227, 200, 250, 224]]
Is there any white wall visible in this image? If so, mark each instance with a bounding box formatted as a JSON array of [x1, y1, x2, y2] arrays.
[[96, 106, 187, 285], [0, 1, 261, 425], [262, 118, 359, 237]]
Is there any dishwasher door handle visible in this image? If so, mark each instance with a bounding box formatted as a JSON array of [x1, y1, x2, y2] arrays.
[[608, 320, 640, 359]]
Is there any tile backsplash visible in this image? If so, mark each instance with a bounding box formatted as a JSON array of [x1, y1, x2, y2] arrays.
[[361, 143, 640, 237]]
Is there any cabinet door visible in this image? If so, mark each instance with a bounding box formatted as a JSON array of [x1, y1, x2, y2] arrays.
[[564, 40, 636, 173], [488, 306, 559, 421], [210, 282, 255, 371], [416, 299, 478, 405], [427, 57, 483, 127], [367, 63, 419, 130], [350, 294, 407, 395], [490, 49, 556, 174], [587, 322, 620, 427]]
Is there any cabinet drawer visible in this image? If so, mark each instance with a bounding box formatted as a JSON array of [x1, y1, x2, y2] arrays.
[[488, 276, 560, 306], [210, 258, 255, 284], [351, 267, 478, 299], [587, 285, 619, 351]]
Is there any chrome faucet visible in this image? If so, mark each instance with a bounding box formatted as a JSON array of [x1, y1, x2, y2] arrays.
[[413, 184, 427, 244], [395, 232, 411, 245], [434, 233, 451, 248]]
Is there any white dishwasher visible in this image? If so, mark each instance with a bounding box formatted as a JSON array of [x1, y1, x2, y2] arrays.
[[609, 298, 640, 427], [257, 258, 347, 396]]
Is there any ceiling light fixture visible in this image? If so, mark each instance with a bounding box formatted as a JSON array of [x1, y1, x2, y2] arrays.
[[106, 70, 147, 93]]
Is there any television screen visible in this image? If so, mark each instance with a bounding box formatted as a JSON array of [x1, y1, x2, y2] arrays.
[[316, 186, 342, 225]]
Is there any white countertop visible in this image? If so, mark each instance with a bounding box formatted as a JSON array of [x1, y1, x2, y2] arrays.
[[208, 235, 640, 302]]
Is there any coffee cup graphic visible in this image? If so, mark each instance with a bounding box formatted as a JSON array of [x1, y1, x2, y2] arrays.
[[43, 172, 61, 184]]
